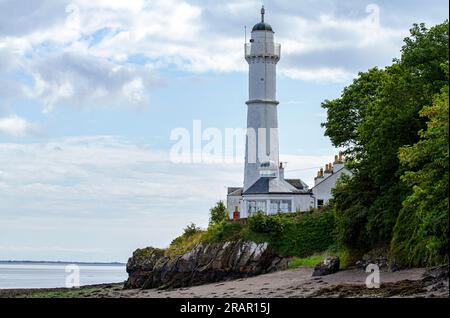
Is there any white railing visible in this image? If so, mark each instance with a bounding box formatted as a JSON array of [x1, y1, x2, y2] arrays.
[[245, 43, 281, 59]]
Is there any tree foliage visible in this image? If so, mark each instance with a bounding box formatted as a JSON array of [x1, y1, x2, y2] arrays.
[[323, 21, 449, 265], [209, 201, 229, 225], [391, 82, 449, 266]]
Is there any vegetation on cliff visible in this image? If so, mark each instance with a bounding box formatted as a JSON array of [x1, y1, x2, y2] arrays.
[[169, 205, 336, 261]]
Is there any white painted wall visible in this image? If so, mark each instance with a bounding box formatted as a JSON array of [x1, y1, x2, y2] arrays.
[[292, 195, 315, 212], [312, 168, 353, 206]]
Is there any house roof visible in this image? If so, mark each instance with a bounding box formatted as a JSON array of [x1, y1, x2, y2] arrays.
[[311, 166, 353, 190], [243, 177, 309, 195], [285, 179, 309, 190], [227, 187, 243, 196]]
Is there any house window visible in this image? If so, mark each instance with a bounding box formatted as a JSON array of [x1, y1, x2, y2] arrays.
[[269, 200, 291, 214], [247, 200, 267, 216], [317, 199, 324, 209]]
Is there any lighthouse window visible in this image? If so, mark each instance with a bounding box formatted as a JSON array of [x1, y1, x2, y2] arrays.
[[260, 77, 264, 82]]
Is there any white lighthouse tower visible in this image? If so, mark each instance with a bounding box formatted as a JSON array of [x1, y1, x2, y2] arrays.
[[226, 7, 352, 218], [226, 6, 315, 218], [243, 6, 281, 191]]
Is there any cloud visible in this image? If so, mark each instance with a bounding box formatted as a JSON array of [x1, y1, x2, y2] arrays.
[[0, 135, 336, 259], [0, 134, 336, 219], [0, 115, 36, 136], [1, 0, 444, 115], [281, 67, 355, 82], [26, 52, 159, 112]]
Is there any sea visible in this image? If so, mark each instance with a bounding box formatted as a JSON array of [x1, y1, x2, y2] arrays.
[[0, 262, 127, 289]]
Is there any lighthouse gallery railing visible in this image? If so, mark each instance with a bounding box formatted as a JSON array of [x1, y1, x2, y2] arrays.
[[245, 43, 281, 59]]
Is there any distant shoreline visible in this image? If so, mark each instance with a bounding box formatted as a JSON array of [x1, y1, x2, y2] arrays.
[[0, 260, 126, 266]]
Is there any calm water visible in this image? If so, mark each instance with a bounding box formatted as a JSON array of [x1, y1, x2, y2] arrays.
[[0, 263, 127, 289]]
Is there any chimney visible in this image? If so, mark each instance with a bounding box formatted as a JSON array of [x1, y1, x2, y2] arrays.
[[333, 152, 345, 172], [314, 168, 324, 186], [324, 163, 332, 178], [279, 162, 285, 179]]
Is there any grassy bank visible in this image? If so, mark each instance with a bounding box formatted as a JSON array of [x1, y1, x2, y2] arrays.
[[169, 208, 343, 263]]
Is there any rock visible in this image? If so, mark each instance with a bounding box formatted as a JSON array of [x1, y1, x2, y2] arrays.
[[389, 261, 398, 272], [124, 240, 289, 289], [312, 256, 340, 276], [123, 247, 166, 289], [356, 247, 399, 271], [422, 265, 449, 288]]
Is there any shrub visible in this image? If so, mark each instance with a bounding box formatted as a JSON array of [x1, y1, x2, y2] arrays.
[[170, 223, 202, 246], [203, 221, 244, 243], [247, 210, 335, 257], [209, 201, 229, 225], [248, 211, 284, 237], [167, 223, 205, 257]]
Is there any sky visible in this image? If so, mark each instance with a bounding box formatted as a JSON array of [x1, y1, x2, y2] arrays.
[[0, 0, 448, 262]]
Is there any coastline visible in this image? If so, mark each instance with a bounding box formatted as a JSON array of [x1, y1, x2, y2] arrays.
[[1, 267, 447, 298], [0, 261, 126, 266]]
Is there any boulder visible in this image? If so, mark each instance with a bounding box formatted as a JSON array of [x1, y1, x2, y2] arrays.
[[312, 256, 340, 276], [124, 240, 289, 289], [355, 247, 398, 272]]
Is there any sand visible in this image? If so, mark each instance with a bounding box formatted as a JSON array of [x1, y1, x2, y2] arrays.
[[2, 266, 447, 298]]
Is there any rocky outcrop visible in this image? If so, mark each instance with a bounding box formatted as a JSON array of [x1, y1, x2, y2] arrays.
[[124, 241, 290, 289], [422, 265, 449, 295], [355, 248, 398, 272], [312, 256, 340, 276]]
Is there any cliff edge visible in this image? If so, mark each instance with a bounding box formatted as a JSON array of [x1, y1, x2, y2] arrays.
[[124, 241, 289, 289]]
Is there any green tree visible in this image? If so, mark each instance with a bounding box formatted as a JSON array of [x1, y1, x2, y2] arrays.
[[323, 21, 449, 256], [209, 201, 229, 225], [391, 82, 449, 266]]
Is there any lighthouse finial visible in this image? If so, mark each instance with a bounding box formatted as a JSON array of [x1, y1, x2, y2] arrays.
[[261, 5, 265, 23]]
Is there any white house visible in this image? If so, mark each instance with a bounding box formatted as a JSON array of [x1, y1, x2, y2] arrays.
[[311, 153, 353, 209], [225, 7, 352, 219]]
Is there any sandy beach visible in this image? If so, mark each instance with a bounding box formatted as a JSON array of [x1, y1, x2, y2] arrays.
[[1, 267, 447, 298]]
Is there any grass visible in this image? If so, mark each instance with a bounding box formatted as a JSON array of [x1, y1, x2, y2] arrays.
[[288, 253, 327, 269], [165, 230, 206, 257], [288, 247, 350, 270]]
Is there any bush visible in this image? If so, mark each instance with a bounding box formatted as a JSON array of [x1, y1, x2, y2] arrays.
[[248, 211, 284, 237], [167, 223, 205, 256], [203, 221, 244, 243], [247, 210, 335, 257], [170, 223, 202, 246]]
